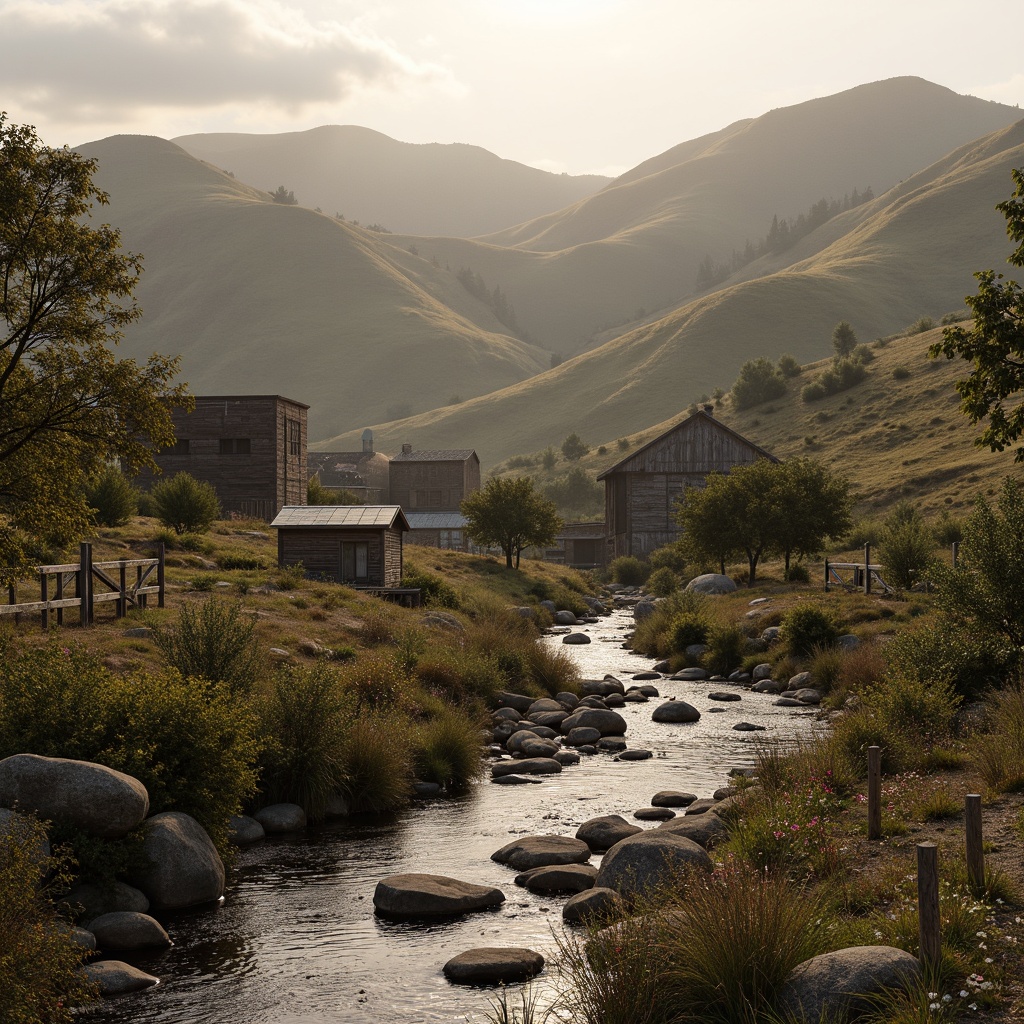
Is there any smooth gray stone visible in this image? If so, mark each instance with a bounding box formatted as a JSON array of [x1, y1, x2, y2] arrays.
[[597, 737, 627, 752], [83, 960, 160, 996], [708, 691, 742, 702], [616, 749, 653, 761], [491, 835, 591, 870], [374, 873, 505, 917], [576, 814, 642, 852], [495, 692, 534, 713], [554, 750, 581, 766], [560, 708, 627, 737], [562, 632, 591, 644], [685, 573, 737, 594], [775, 697, 804, 707], [412, 781, 442, 797], [565, 726, 601, 746], [651, 791, 698, 807], [492, 774, 543, 785], [684, 799, 717, 815], [562, 886, 624, 925], [132, 811, 225, 910], [228, 815, 265, 845], [87, 911, 171, 951], [733, 722, 767, 731], [514, 863, 597, 893], [595, 832, 713, 897], [443, 947, 544, 984], [253, 803, 307, 833], [68, 881, 149, 919], [657, 812, 729, 848], [491, 758, 562, 778], [671, 667, 708, 681], [634, 806, 674, 820], [652, 700, 701, 723]]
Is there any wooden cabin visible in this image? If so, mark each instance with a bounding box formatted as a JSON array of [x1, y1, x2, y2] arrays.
[[272, 505, 410, 587], [597, 407, 776, 558], [309, 430, 391, 504], [388, 445, 480, 513], [404, 512, 473, 551], [553, 521, 608, 568], [138, 395, 308, 520]]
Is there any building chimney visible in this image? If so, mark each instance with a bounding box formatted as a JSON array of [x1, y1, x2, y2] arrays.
[[401, 443, 412, 455], [702, 404, 714, 415], [362, 428, 374, 453]]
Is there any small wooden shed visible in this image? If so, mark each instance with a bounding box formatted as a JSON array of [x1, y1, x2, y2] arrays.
[[272, 506, 410, 587]]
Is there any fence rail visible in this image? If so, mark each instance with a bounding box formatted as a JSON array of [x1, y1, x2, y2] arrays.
[[1, 542, 165, 628], [824, 543, 890, 594]]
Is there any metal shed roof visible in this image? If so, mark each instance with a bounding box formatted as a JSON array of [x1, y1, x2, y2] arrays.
[[404, 512, 469, 530], [271, 506, 410, 530], [390, 449, 476, 462]]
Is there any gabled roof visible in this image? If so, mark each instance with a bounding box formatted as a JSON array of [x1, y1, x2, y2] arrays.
[[405, 512, 469, 530], [391, 449, 477, 462], [596, 408, 777, 480], [271, 505, 410, 530]]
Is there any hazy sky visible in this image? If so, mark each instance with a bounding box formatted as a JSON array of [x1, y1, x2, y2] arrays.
[[2, 0, 1022, 176]]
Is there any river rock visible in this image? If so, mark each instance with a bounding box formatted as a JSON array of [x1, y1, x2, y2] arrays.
[[493, 707, 521, 722], [253, 803, 307, 833], [555, 691, 580, 709], [623, 691, 649, 703], [496, 692, 534, 714], [539, 600, 556, 613], [633, 599, 657, 621], [83, 960, 160, 996], [566, 726, 602, 746], [774, 697, 804, 707], [651, 791, 698, 807], [750, 679, 783, 694], [778, 946, 923, 1022], [791, 688, 822, 705], [528, 698, 563, 714], [68, 880, 150, 919], [506, 730, 540, 753], [576, 814, 642, 851], [132, 811, 225, 910], [751, 663, 773, 681], [684, 799, 717, 815], [617, 749, 653, 761], [228, 815, 265, 844], [491, 758, 562, 778], [597, 737, 627, 752], [373, 874, 505, 917], [685, 573, 737, 595], [413, 781, 442, 797], [604, 693, 626, 708], [652, 700, 700, 723], [788, 671, 813, 689], [634, 806, 674, 820], [0, 754, 149, 840], [562, 886, 624, 924], [554, 610, 579, 625], [491, 775, 543, 785], [518, 738, 561, 759], [733, 722, 767, 731], [529, 710, 569, 728], [87, 911, 171, 951], [671, 667, 708, 681], [708, 691, 741, 702], [443, 947, 544, 984], [595, 832, 713, 897], [491, 835, 591, 870], [554, 750, 581, 766], [657, 812, 729, 848], [577, 744, 598, 755], [761, 626, 782, 644], [563, 632, 591, 645], [70, 926, 97, 950], [578, 695, 610, 708], [515, 863, 598, 893], [560, 708, 627, 736]]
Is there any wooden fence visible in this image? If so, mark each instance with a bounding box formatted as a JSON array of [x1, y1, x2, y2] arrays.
[[824, 543, 890, 594], [0, 542, 165, 628]]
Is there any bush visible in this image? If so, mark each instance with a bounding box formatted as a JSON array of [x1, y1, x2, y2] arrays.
[[784, 562, 810, 583], [307, 477, 361, 505], [412, 707, 484, 790], [669, 612, 711, 654], [801, 380, 827, 402], [136, 490, 158, 517], [892, 365, 911, 380], [972, 682, 1024, 793], [414, 646, 503, 705], [609, 555, 650, 586], [647, 566, 679, 597], [154, 598, 262, 693], [84, 466, 138, 526], [731, 357, 788, 410], [932, 510, 963, 547], [777, 353, 801, 378], [401, 566, 461, 609], [219, 553, 265, 570], [880, 505, 934, 590], [703, 623, 745, 675], [339, 715, 412, 812], [851, 343, 874, 364], [151, 472, 220, 534], [780, 603, 839, 658], [648, 542, 687, 575]]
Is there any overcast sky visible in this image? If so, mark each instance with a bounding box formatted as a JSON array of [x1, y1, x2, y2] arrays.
[[2, 0, 1022, 176]]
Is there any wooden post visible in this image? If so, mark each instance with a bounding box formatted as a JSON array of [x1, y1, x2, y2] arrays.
[[79, 542, 91, 627], [56, 571, 64, 626], [118, 562, 127, 618], [157, 543, 165, 609], [867, 745, 882, 840], [40, 572, 49, 629], [824, 558, 829, 591], [966, 794, 985, 894], [917, 842, 941, 970], [952, 541, 959, 569], [864, 542, 872, 595]]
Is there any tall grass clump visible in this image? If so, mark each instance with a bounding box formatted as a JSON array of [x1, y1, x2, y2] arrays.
[[527, 642, 581, 696], [0, 813, 97, 1022], [84, 465, 139, 527], [646, 566, 679, 597], [703, 623, 745, 675], [780, 603, 839, 658], [339, 715, 412, 812], [154, 597, 262, 693], [414, 645, 503, 705], [971, 681, 1024, 794], [412, 707, 485, 790], [609, 556, 649, 586], [401, 566, 461, 609], [150, 472, 221, 534], [631, 590, 710, 657]]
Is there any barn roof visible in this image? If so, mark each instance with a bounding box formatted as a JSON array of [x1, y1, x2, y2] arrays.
[[391, 449, 477, 462], [405, 512, 469, 530], [271, 506, 410, 530], [596, 408, 776, 481]]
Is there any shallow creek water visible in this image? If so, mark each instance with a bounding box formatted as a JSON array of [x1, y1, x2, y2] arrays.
[[89, 608, 819, 1024]]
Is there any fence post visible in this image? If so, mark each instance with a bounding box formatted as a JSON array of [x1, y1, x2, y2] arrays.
[[917, 842, 941, 970], [40, 572, 49, 630], [867, 745, 882, 840], [952, 541, 959, 569], [78, 542, 91, 627], [56, 571, 64, 626], [118, 562, 127, 618], [966, 794, 985, 894], [157, 543, 165, 609], [824, 558, 829, 591], [864, 542, 872, 595]]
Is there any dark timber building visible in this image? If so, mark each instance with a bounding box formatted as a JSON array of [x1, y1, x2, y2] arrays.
[[388, 445, 480, 549]]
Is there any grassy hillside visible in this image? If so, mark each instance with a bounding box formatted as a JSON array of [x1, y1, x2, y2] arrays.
[[321, 118, 1024, 465], [172, 125, 610, 238], [81, 135, 549, 440]]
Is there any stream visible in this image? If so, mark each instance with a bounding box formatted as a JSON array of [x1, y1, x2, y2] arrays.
[[87, 607, 820, 1023]]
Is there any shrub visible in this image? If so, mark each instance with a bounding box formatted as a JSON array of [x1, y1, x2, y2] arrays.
[[307, 477, 361, 505], [401, 566, 461, 609], [136, 490, 158, 517], [339, 651, 413, 712], [414, 646, 503, 705], [851, 343, 875, 364], [648, 542, 687, 575], [780, 603, 839, 658], [151, 472, 220, 534], [154, 598, 262, 693], [785, 562, 810, 583], [526, 642, 580, 696], [609, 556, 649, 586], [219, 554, 265, 570], [669, 612, 710, 654], [892, 365, 911, 380], [931, 510, 963, 546], [880, 511, 934, 590], [84, 466, 138, 526], [339, 714, 412, 812], [801, 380, 827, 403], [703, 623, 745, 675], [647, 566, 679, 597], [731, 357, 787, 410], [972, 682, 1024, 794], [412, 707, 484, 790], [777, 353, 801, 378]]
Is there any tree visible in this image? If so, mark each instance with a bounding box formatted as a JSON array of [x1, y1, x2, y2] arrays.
[[0, 116, 190, 572], [151, 473, 220, 535], [730, 357, 787, 410], [832, 321, 857, 357], [771, 459, 853, 576], [270, 185, 298, 205], [673, 478, 742, 576], [930, 168, 1024, 460], [560, 432, 589, 462], [543, 466, 602, 518], [461, 477, 561, 569]]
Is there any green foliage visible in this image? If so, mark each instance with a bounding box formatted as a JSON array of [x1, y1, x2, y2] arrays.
[[880, 502, 934, 590], [412, 707, 485, 790], [560, 431, 589, 461], [218, 553, 265, 570], [154, 598, 262, 693], [339, 715, 412, 812], [930, 168, 1024, 459], [462, 477, 562, 569], [892, 364, 911, 380], [0, 813, 96, 1021], [307, 476, 361, 505], [772, 458, 854, 575], [669, 612, 711, 654], [151, 472, 221, 535], [616, 437, 631, 451], [542, 465, 602, 518], [832, 320, 857, 356], [630, 590, 709, 657], [806, 355, 869, 402], [84, 465, 139, 526], [777, 353, 802, 378], [648, 542, 687, 575], [703, 623, 745, 675], [646, 566, 679, 597], [541, 447, 557, 470], [931, 510, 963, 546], [971, 682, 1024, 793], [269, 184, 297, 204], [401, 566, 461, 609], [0, 115, 191, 573], [780, 602, 839, 657], [609, 555, 650, 586], [414, 645, 504, 704], [730, 356, 787, 410]]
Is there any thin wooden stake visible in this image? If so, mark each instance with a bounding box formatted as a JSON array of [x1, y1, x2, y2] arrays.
[[966, 794, 985, 894], [917, 842, 941, 970], [867, 745, 882, 841], [864, 542, 872, 595]]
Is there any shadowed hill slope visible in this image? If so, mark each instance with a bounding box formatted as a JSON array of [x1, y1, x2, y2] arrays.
[[172, 125, 610, 238], [81, 135, 548, 440]]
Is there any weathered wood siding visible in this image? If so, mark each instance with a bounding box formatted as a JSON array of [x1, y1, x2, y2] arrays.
[[277, 525, 402, 587], [390, 458, 477, 512]]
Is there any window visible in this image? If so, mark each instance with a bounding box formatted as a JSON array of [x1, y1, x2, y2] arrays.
[[288, 419, 301, 457], [439, 530, 463, 550], [341, 542, 369, 582], [219, 438, 251, 455]]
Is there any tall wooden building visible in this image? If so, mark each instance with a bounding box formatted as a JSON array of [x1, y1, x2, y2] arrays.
[[309, 429, 391, 504], [140, 395, 308, 520], [598, 407, 776, 558], [388, 445, 480, 512]]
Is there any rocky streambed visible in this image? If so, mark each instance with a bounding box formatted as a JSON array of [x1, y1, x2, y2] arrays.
[[84, 605, 823, 1024]]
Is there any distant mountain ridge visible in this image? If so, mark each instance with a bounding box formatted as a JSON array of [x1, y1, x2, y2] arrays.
[[172, 125, 611, 237]]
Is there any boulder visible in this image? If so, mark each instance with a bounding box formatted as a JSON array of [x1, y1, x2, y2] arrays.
[[515, 863, 598, 893], [132, 811, 225, 910], [491, 758, 562, 778], [493, 707, 522, 723], [633, 599, 658, 621], [83, 960, 160, 997], [554, 610, 579, 625], [373, 873, 505, 917], [708, 691, 742, 702], [562, 632, 591, 645], [791, 688, 822, 705], [566, 726, 602, 746], [684, 644, 710, 661], [554, 751, 581, 766], [576, 814, 642, 852], [774, 697, 804, 707], [0, 754, 148, 840], [87, 911, 171, 951], [750, 679, 783, 694], [496, 692, 535, 714], [253, 803, 307, 833], [528, 710, 569, 729], [491, 835, 592, 870], [597, 737, 627, 752], [652, 700, 701, 723], [68, 881, 149, 919], [228, 815, 265, 845], [751, 663, 774, 680], [413, 781, 442, 797], [594, 832, 713, 897], [519, 738, 561, 759], [685, 574, 737, 595], [555, 691, 580, 709], [623, 691, 649, 703], [530, 725, 560, 740], [506, 730, 540, 753], [604, 693, 626, 708], [71, 926, 96, 950], [838, 634, 861, 651], [443, 947, 544, 985], [651, 791, 698, 808], [684, 799, 717, 815], [491, 774, 543, 786], [562, 886, 625, 925], [788, 671, 813, 689], [657, 812, 729, 848], [560, 708, 627, 737], [527, 698, 563, 714], [733, 722, 767, 731], [539, 599, 557, 613], [671, 666, 708, 681], [616, 749, 653, 761], [778, 946, 923, 1023], [761, 626, 782, 644], [634, 806, 674, 820]]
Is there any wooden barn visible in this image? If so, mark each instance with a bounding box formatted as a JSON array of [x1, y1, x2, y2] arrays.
[[309, 430, 391, 504], [272, 506, 410, 587], [404, 512, 473, 551], [597, 407, 777, 558], [549, 521, 608, 569], [389, 445, 480, 513], [138, 395, 308, 520]]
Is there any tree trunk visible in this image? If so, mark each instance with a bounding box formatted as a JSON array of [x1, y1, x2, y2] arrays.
[[504, 544, 514, 569]]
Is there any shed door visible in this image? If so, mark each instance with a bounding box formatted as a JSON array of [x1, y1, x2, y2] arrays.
[[341, 542, 369, 582]]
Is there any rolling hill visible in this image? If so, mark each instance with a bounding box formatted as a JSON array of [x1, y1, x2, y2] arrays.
[[171, 125, 611, 237]]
